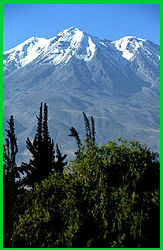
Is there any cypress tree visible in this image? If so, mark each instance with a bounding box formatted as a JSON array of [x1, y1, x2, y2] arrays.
[[83, 112, 91, 142], [4, 115, 18, 169], [22, 103, 56, 187], [69, 113, 96, 157], [69, 127, 82, 156], [3, 115, 19, 247], [91, 116, 95, 143], [42, 103, 55, 177], [55, 143, 67, 173]]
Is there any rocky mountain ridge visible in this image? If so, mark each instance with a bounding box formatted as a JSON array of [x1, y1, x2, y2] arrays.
[[3, 27, 160, 161]]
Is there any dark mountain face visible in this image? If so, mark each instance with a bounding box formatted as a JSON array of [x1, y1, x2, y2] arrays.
[[3, 27, 160, 161]]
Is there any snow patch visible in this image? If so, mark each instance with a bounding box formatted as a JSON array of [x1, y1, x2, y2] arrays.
[[112, 36, 146, 60], [3, 37, 49, 69]]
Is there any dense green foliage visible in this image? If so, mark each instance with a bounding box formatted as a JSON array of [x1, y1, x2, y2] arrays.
[[3, 108, 160, 248], [11, 139, 160, 247]]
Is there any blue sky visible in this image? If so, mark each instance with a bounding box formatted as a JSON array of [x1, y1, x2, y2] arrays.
[[3, 4, 160, 51]]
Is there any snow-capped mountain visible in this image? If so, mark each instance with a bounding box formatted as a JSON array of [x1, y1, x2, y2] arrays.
[[3, 27, 160, 162]]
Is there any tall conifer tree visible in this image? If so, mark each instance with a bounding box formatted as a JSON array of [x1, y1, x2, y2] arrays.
[[22, 103, 56, 187], [3, 115, 19, 247], [91, 116, 95, 143], [55, 143, 67, 173], [69, 127, 82, 156], [83, 112, 91, 142]]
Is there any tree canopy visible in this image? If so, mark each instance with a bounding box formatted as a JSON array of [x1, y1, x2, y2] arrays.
[[11, 138, 160, 248]]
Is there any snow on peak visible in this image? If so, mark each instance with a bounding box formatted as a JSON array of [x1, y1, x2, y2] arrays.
[[52, 27, 84, 45], [4, 29, 159, 73], [41, 27, 97, 65], [75, 35, 96, 61], [4, 36, 48, 54], [3, 27, 97, 71], [3, 37, 49, 70], [50, 27, 85, 46], [57, 27, 82, 35], [112, 36, 146, 60]]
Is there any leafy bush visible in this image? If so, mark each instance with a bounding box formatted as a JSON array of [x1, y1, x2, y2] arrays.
[[12, 138, 160, 247]]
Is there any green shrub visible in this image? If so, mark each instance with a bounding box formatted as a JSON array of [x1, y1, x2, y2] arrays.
[[12, 139, 160, 247]]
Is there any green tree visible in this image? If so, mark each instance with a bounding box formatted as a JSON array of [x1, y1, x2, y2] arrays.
[[3, 115, 20, 247], [83, 112, 91, 142], [69, 112, 95, 158], [69, 127, 82, 157], [90, 116, 95, 142], [12, 172, 66, 247], [55, 143, 67, 173], [21, 103, 56, 187], [12, 138, 160, 248], [82, 112, 95, 143]]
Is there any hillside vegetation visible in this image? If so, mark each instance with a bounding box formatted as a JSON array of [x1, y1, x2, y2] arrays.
[[3, 103, 160, 248]]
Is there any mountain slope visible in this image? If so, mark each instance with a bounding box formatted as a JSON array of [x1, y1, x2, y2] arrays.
[[3, 27, 160, 162]]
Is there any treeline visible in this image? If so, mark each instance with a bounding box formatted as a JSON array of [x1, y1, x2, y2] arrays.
[[3, 103, 160, 248]]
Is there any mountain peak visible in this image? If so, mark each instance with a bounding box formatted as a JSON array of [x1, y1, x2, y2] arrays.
[[4, 36, 48, 54], [49, 26, 85, 47], [56, 27, 83, 37], [64, 26, 81, 32], [26, 36, 38, 42], [3, 36, 49, 71], [46, 27, 96, 64], [3, 28, 160, 160], [112, 36, 147, 60], [60, 27, 82, 33], [3, 28, 160, 74]]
